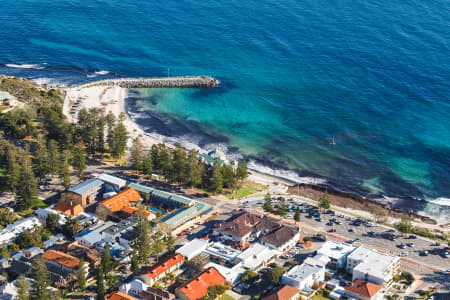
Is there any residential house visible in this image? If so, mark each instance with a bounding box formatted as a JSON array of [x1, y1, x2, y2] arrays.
[[0, 217, 41, 247], [213, 210, 261, 246], [346, 247, 400, 287], [236, 243, 278, 270], [34, 208, 67, 226], [142, 287, 176, 300], [203, 242, 242, 268], [345, 279, 384, 300], [8, 258, 32, 278], [260, 224, 300, 252], [282, 258, 326, 291], [316, 241, 356, 269], [119, 278, 150, 298], [105, 291, 139, 300], [96, 188, 142, 219], [63, 178, 104, 207], [42, 250, 89, 286], [121, 206, 156, 221], [74, 230, 103, 248], [55, 201, 84, 217], [262, 285, 301, 300], [175, 267, 226, 300], [139, 254, 184, 286]]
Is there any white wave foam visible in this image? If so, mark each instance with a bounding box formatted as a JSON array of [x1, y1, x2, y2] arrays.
[[428, 197, 450, 207], [248, 159, 327, 185], [95, 70, 110, 75], [87, 74, 97, 78], [31, 77, 67, 87], [6, 63, 45, 70]]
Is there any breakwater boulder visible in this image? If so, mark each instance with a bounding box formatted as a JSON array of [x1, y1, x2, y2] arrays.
[[77, 76, 219, 89]]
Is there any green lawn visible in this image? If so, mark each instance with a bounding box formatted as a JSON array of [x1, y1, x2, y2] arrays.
[[35, 198, 48, 208], [226, 187, 258, 199], [218, 294, 234, 300], [312, 295, 330, 300]]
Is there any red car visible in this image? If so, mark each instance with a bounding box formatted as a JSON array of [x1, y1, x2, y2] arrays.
[[327, 228, 337, 233]]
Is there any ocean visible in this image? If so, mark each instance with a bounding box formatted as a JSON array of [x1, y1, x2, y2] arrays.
[[0, 0, 449, 219]]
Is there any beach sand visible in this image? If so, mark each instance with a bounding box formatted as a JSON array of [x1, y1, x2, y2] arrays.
[[63, 85, 448, 231]]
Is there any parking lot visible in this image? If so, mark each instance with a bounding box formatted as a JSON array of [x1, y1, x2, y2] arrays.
[[243, 196, 450, 272]]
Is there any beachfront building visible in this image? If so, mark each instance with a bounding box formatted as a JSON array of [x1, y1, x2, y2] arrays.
[[63, 178, 104, 207], [282, 257, 326, 291], [0, 217, 41, 247], [129, 183, 211, 233], [346, 246, 400, 287], [175, 267, 226, 300], [139, 254, 184, 286], [260, 224, 300, 253], [262, 285, 301, 300], [96, 188, 142, 219], [97, 173, 127, 189], [213, 210, 262, 246], [316, 241, 357, 269], [345, 279, 384, 300]]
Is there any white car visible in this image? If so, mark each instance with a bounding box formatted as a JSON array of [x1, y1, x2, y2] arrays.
[[399, 252, 409, 257]]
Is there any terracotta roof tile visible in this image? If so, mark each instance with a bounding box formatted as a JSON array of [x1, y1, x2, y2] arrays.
[[105, 291, 139, 300], [100, 188, 141, 212], [345, 279, 383, 298], [55, 202, 84, 216], [262, 285, 300, 300], [42, 250, 80, 269], [141, 254, 184, 279], [177, 267, 226, 300]]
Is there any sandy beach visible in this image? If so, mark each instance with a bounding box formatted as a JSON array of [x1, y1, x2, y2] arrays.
[[62, 85, 448, 231]]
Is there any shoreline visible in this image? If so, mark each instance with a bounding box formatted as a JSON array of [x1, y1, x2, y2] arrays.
[[62, 85, 449, 230]]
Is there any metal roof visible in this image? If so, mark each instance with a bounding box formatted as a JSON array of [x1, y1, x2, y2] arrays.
[[68, 178, 104, 195], [97, 173, 127, 187], [128, 183, 192, 206]]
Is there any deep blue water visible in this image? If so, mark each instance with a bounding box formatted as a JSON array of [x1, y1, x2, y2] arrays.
[[0, 0, 449, 219]]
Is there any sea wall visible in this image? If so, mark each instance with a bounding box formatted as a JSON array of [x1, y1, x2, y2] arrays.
[[76, 76, 219, 89]]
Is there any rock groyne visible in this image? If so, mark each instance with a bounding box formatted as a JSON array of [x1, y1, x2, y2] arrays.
[[76, 76, 219, 89]]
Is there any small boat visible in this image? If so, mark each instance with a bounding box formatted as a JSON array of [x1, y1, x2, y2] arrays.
[[330, 138, 336, 146]]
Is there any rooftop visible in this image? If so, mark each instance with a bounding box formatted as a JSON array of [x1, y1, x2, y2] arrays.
[[176, 239, 209, 258], [283, 260, 323, 283], [42, 250, 80, 269], [55, 202, 84, 216], [141, 254, 184, 279], [345, 279, 383, 298], [262, 285, 300, 300], [317, 241, 356, 260], [204, 242, 242, 262], [128, 183, 192, 206], [237, 243, 279, 269], [100, 188, 141, 212], [177, 267, 226, 300], [105, 291, 139, 300], [97, 173, 127, 187], [68, 178, 104, 195], [349, 246, 399, 278], [260, 224, 299, 248]]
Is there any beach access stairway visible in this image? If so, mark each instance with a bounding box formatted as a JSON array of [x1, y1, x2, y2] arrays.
[[75, 76, 219, 89]]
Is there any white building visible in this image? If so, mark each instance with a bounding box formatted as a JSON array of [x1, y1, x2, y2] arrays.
[[205, 262, 245, 285], [236, 243, 278, 270], [34, 208, 67, 226], [204, 242, 242, 268], [97, 173, 127, 189], [119, 278, 150, 298], [282, 259, 326, 291], [175, 239, 210, 260], [0, 217, 41, 247], [317, 241, 357, 269], [346, 247, 400, 287]]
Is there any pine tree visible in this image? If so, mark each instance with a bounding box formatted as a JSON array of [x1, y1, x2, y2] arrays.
[[101, 243, 111, 274], [96, 268, 105, 300], [151, 232, 164, 263], [129, 137, 143, 172], [142, 150, 153, 175], [294, 206, 301, 223], [31, 257, 51, 300], [34, 138, 50, 182], [221, 164, 236, 190], [16, 274, 30, 300], [187, 150, 202, 187], [166, 234, 175, 253], [278, 198, 287, 216], [106, 111, 116, 153], [131, 250, 140, 274], [58, 150, 71, 190], [236, 160, 248, 182], [172, 145, 188, 184], [72, 143, 86, 180], [111, 113, 128, 158], [76, 258, 86, 291], [6, 151, 20, 193], [132, 218, 151, 264], [319, 189, 330, 211], [47, 140, 59, 176], [16, 154, 38, 211], [96, 116, 106, 155], [210, 160, 223, 194], [263, 193, 273, 212]]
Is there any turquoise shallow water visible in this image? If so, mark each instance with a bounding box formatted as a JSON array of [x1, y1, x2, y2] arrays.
[[0, 0, 449, 218]]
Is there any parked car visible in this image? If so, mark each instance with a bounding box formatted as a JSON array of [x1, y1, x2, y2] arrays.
[[327, 228, 336, 233], [407, 243, 415, 247], [400, 252, 409, 257], [409, 235, 417, 239], [348, 228, 355, 233]]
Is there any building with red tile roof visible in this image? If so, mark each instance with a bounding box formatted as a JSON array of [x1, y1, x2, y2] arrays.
[[345, 279, 383, 300], [262, 285, 300, 300], [55, 201, 84, 216], [175, 267, 226, 300], [42, 250, 80, 270], [96, 188, 142, 218], [105, 291, 139, 300], [139, 254, 184, 286]]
